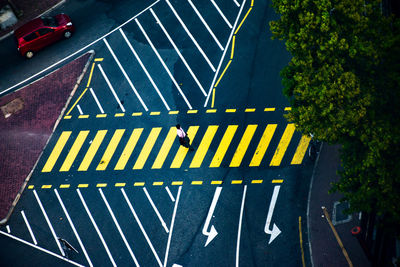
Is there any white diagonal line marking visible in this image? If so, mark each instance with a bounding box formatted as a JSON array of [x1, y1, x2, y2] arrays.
[[97, 64, 126, 113], [236, 185, 247, 267], [89, 88, 105, 113], [211, 0, 233, 28], [233, 0, 240, 7], [165, 186, 175, 202], [21, 210, 37, 245], [143, 187, 169, 233]]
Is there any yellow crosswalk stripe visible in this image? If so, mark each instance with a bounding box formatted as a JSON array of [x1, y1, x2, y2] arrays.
[[291, 135, 311, 164], [210, 125, 238, 168], [270, 124, 295, 166], [78, 130, 107, 171], [249, 124, 277, 167], [114, 128, 143, 170], [96, 129, 125, 170], [152, 127, 176, 169], [190, 126, 219, 168], [133, 128, 162, 169], [230, 125, 257, 167], [42, 131, 72, 172], [60, 131, 89, 172], [170, 126, 199, 168]]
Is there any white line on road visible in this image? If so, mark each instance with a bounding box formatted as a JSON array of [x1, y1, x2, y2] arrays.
[[54, 189, 93, 267], [97, 63, 126, 113], [150, 9, 207, 96], [103, 38, 149, 111], [33, 189, 65, 256], [135, 18, 192, 109], [211, 0, 233, 28], [233, 0, 240, 7], [77, 104, 83, 115], [21, 210, 37, 245], [121, 188, 163, 267], [99, 188, 140, 266], [6, 225, 10, 233], [165, 0, 216, 72], [163, 186, 182, 267], [0, 230, 85, 267], [236, 185, 247, 267], [165, 186, 175, 202], [188, 0, 224, 51], [119, 28, 171, 111], [143, 187, 169, 233], [77, 189, 117, 267], [89, 88, 105, 113]]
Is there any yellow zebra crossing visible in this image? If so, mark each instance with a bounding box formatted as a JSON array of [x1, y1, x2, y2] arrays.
[[41, 124, 310, 173]]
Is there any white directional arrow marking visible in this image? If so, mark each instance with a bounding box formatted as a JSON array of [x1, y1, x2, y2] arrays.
[[202, 187, 222, 247], [264, 185, 281, 244]]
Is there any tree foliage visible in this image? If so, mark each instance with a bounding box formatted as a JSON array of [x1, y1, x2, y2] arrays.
[[270, 0, 400, 231]]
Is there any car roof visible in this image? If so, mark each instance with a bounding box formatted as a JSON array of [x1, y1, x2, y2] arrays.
[[14, 18, 44, 38]]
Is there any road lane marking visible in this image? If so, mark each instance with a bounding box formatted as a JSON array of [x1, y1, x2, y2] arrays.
[[133, 127, 162, 169], [270, 124, 295, 166], [188, 0, 224, 50], [21, 210, 37, 245], [96, 129, 125, 170], [103, 38, 149, 111], [171, 181, 183, 185], [94, 58, 103, 62], [249, 124, 277, 167], [291, 135, 311, 165], [143, 187, 169, 233], [77, 189, 116, 267], [264, 185, 282, 244], [6, 225, 10, 233], [77, 105, 83, 115], [165, 0, 216, 72], [225, 108, 236, 112], [121, 188, 163, 267], [97, 64, 126, 112], [264, 107, 275, 112], [272, 179, 283, 183], [251, 180, 263, 184], [134, 182, 145, 186], [78, 114, 89, 119], [165, 186, 175, 202], [211, 0, 232, 28], [42, 131, 72, 172], [99, 189, 139, 266], [96, 183, 107, 187], [78, 130, 107, 171], [190, 125, 218, 168], [153, 182, 163, 186], [192, 181, 203, 185], [170, 126, 199, 168], [236, 185, 247, 267], [232, 180, 242, 184], [211, 181, 222, 185], [54, 189, 93, 267], [230, 125, 257, 167], [150, 9, 207, 96], [90, 88, 105, 113], [150, 112, 160, 115], [132, 112, 143, 116], [60, 184, 70, 188], [152, 127, 176, 169], [233, 0, 240, 7], [134, 18, 192, 110], [60, 130, 89, 172], [202, 187, 222, 247], [115, 128, 143, 170], [210, 125, 238, 167], [299, 216, 306, 267], [33, 190, 65, 256], [169, 111, 179, 114]]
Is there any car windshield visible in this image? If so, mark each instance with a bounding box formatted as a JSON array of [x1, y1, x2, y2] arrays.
[[41, 16, 58, 27]]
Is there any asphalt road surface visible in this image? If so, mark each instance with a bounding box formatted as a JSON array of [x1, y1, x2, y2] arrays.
[[0, 0, 314, 266]]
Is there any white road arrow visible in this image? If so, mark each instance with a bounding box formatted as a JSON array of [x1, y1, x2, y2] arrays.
[[202, 187, 222, 247], [264, 185, 281, 244]]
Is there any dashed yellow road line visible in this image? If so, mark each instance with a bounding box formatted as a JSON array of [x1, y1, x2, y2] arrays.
[[64, 115, 72, 119], [251, 180, 263, 184], [264, 108, 275, 112], [28, 185, 34, 189], [272, 179, 284, 184], [78, 184, 89, 188], [134, 182, 145, 186], [187, 110, 198, 114], [86, 62, 96, 87], [245, 108, 255, 112], [232, 180, 242, 184], [115, 183, 126, 187], [78, 115, 89, 119], [171, 181, 183, 185], [211, 181, 223, 185], [42, 185, 52, 189], [284, 107, 292, 111], [299, 216, 306, 267], [153, 182, 163, 186], [169, 111, 179, 114], [60, 184, 70, 188], [96, 114, 107, 118], [206, 109, 217, 113], [96, 183, 107, 187], [94, 58, 103, 62], [225, 109, 236, 113], [132, 112, 142, 116], [114, 113, 125, 117], [191, 181, 203, 185], [150, 112, 160, 115]]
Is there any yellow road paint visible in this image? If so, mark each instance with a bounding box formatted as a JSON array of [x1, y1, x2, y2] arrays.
[[96, 183, 107, 187], [28, 185, 34, 189], [211, 181, 222, 185], [245, 108, 255, 112], [211, 87, 216, 108], [210, 125, 238, 167], [66, 87, 89, 116], [114, 128, 143, 170], [187, 110, 198, 114], [96, 114, 107, 118], [172, 181, 183, 185], [132, 112, 142, 116], [114, 113, 125, 117], [270, 124, 295, 166], [115, 183, 126, 187], [64, 115, 71, 119], [291, 135, 311, 165], [264, 108, 275, 112], [42, 131, 72, 172], [191, 181, 203, 185], [232, 180, 242, 184], [284, 107, 292, 111], [150, 112, 160, 115], [78, 115, 89, 119], [299, 216, 306, 267], [225, 109, 236, 113], [152, 127, 176, 169], [230, 125, 257, 167], [78, 184, 88, 188], [153, 182, 163, 186], [231, 35, 236, 59], [60, 131, 89, 172], [190, 126, 219, 168], [249, 124, 277, 167], [78, 130, 107, 171], [42, 185, 52, 189], [169, 111, 179, 114], [134, 182, 145, 186], [214, 59, 232, 88], [251, 180, 263, 184], [206, 109, 217, 113], [96, 129, 125, 171], [272, 179, 284, 184], [60, 184, 70, 188], [170, 126, 199, 168], [235, 7, 252, 35], [86, 63, 96, 87], [94, 58, 103, 62], [133, 128, 162, 169]]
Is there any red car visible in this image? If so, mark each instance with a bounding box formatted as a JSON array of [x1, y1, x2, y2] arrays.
[[14, 14, 75, 58]]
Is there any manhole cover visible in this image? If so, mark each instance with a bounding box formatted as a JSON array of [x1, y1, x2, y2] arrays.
[[1, 97, 24, 118]]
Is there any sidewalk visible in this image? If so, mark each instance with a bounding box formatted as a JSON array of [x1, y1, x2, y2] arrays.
[[308, 143, 371, 267]]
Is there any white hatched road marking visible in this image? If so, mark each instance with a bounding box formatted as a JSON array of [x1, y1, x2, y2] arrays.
[[77, 105, 83, 115], [143, 187, 169, 233], [6, 225, 10, 233], [134, 18, 192, 109], [165, 0, 216, 72], [103, 38, 149, 111], [77, 189, 117, 267], [150, 8, 207, 96], [54, 189, 93, 267], [21, 210, 37, 245], [97, 64, 126, 113], [99, 188, 140, 266], [236, 185, 247, 267], [210, 0, 233, 28], [89, 88, 105, 113], [233, 0, 240, 7], [188, 0, 224, 51], [165, 186, 175, 202], [121, 188, 163, 267], [33, 190, 65, 256]]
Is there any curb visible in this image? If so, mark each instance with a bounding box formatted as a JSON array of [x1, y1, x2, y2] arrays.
[[0, 50, 95, 225]]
